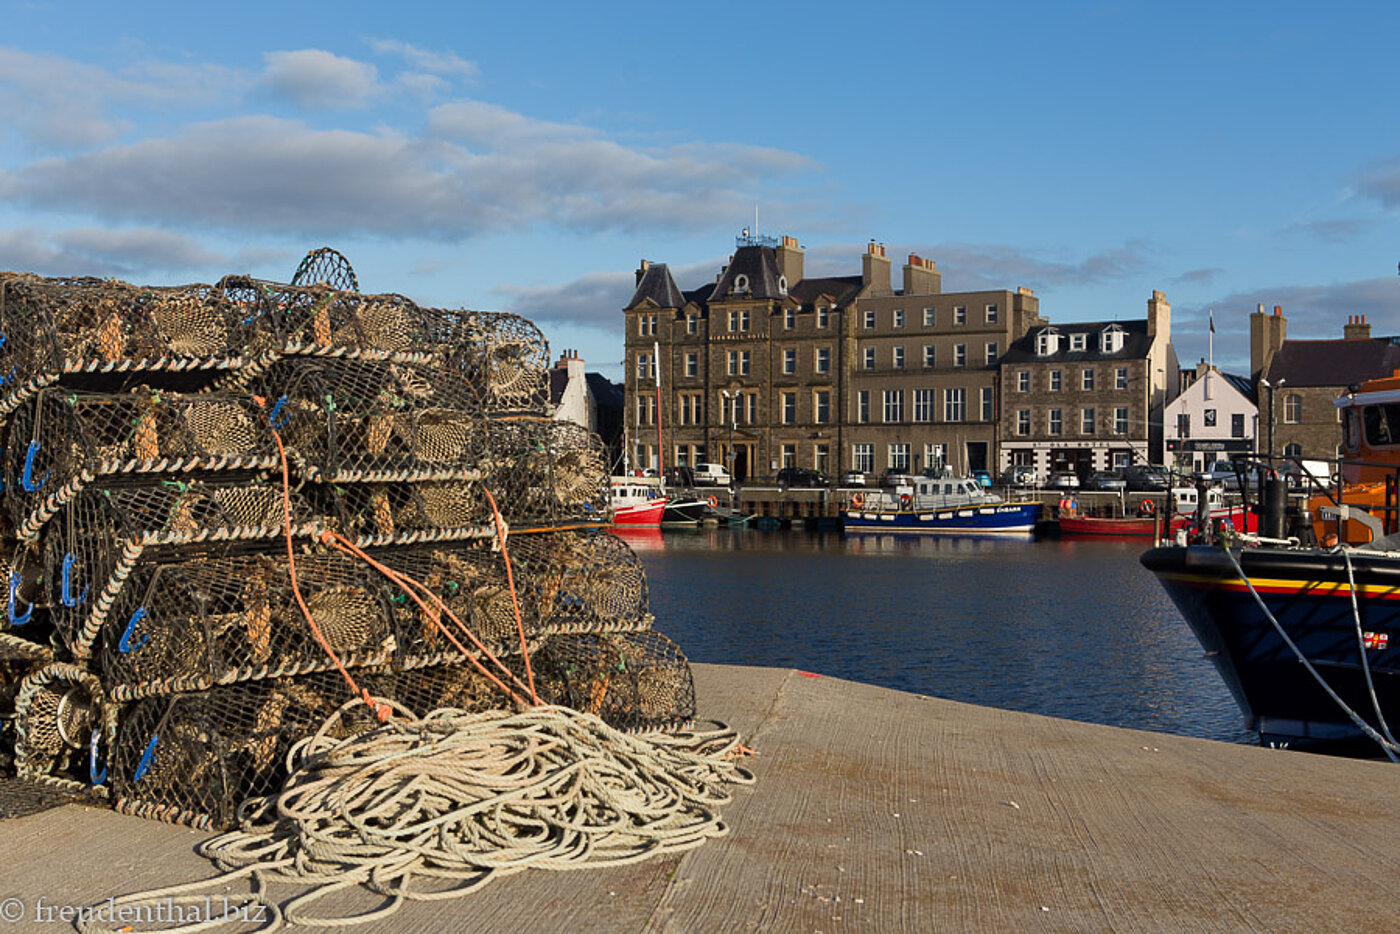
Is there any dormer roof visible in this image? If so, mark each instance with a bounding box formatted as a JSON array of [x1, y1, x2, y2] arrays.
[[624, 262, 686, 310]]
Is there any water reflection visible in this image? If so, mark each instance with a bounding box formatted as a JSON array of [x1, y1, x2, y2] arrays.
[[623, 527, 1252, 745]]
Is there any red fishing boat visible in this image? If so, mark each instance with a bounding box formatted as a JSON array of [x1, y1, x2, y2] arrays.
[[609, 476, 667, 528]]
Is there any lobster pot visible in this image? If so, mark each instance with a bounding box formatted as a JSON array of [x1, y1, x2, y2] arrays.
[[531, 630, 696, 732], [0, 274, 271, 422], [313, 481, 496, 547], [98, 551, 394, 701], [41, 480, 319, 655], [251, 358, 486, 483], [13, 662, 101, 785], [479, 418, 610, 527], [371, 658, 531, 718], [511, 530, 652, 634], [4, 388, 280, 541], [369, 543, 547, 667], [216, 275, 444, 368], [108, 671, 383, 829], [438, 310, 549, 413]]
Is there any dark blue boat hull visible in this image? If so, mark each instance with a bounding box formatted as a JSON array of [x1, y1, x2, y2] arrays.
[[842, 501, 1041, 535]]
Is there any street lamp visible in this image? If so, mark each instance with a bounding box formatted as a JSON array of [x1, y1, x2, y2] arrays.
[[720, 390, 738, 480]]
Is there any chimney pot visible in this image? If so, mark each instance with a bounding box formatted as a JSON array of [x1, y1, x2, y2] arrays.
[[1274, 305, 1282, 316]]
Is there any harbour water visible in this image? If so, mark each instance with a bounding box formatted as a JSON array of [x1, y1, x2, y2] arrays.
[[616, 527, 1255, 745]]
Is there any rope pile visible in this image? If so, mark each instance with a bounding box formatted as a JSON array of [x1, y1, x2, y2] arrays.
[[0, 249, 732, 848]]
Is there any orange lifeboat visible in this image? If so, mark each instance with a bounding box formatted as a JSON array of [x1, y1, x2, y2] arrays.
[[1310, 369, 1400, 544]]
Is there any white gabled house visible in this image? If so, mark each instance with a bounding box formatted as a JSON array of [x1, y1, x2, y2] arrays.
[[1163, 361, 1257, 473]]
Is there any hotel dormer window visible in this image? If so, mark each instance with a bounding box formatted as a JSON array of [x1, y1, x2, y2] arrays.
[[733, 273, 749, 294], [777, 275, 788, 295], [1100, 324, 1125, 353], [1036, 328, 1061, 356], [1070, 333, 1086, 352]]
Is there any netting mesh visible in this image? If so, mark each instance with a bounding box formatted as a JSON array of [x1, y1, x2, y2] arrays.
[[1, 252, 704, 832]]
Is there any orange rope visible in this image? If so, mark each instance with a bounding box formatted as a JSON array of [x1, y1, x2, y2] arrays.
[[258, 397, 391, 723], [482, 487, 538, 705]]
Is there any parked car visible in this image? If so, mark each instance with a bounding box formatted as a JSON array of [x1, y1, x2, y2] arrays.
[[841, 470, 868, 487], [971, 470, 993, 488], [880, 469, 916, 488], [1000, 465, 1037, 486], [1200, 460, 1242, 492], [1122, 464, 1170, 492], [692, 462, 732, 486], [1046, 471, 1081, 490], [776, 467, 827, 488], [1083, 470, 1126, 492]]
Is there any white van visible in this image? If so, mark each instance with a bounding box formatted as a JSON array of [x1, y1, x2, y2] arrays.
[[692, 463, 732, 486]]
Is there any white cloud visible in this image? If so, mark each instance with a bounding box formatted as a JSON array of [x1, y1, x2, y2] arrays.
[[0, 226, 224, 278], [367, 39, 478, 79], [261, 50, 379, 110]]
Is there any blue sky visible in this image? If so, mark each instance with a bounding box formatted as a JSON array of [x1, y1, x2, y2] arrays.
[[3, 1, 1399, 379]]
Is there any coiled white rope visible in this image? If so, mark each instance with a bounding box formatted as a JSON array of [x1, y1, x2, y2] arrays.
[[78, 703, 755, 932]]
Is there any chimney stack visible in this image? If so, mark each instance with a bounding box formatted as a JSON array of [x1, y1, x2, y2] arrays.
[[1250, 303, 1288, 382], [862, 241, 892, 295], [1344, 314, 1372, 340], [902, 253, 941, 295]]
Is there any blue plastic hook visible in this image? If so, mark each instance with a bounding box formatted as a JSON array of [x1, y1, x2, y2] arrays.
[[118, 607, 149, 653], [268, 394, 290, 430], [89, 730, 106, 785], [60, 553, 87, 607], [133, 735, 159, 781], [7, 572, 32, 626], [20, 440, 46, 492]]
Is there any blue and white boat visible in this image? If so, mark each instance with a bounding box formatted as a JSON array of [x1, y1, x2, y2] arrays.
[[841, 475, 1042, 536]]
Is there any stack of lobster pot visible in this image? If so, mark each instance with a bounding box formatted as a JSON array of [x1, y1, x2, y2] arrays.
[[0, 262, 695, 830]]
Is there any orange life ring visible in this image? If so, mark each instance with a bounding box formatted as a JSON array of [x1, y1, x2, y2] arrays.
[[1140, 498, 1156, 515], [851, 492, 865, 508], [899, 493, 912, 509], [707, 495, 718, 508]]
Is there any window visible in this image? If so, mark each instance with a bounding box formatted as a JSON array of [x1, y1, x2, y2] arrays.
[[1036, 328, 1061, 356], [1017, 370, 1030, 392], [893, 346, 906, 369], [925, 443, 946, 474], [638, 314, 657, 336], [783, 307, 796, 330], [1203, 408, 1217, 428], [863, 347, 876, 370], [1115, 367, 1129, 390], [815, 348, 830, 373], [743, 393, 757, 424], [981, 386, 994, 422], [1114, 407, 1129, 435], [1016, 409, 1031, 435], [913, 389, 935, 422], [635, 353, 651, 380], [863, 310, 876, 329], [781, 443, 796, 468], [777, 276, 788, 296], [782, 349, 797, 374], [1177, 413, 1190, 439], [679, 392, 702, 426], [953, 305, 967, 325], [1082, 407, 1096, 434], [814, 391, 831, 424], [686, 314, 697, 334], [1101, 325, 1125, 353], [781, 392, 796, 425], [1284, 394, 1302, 424], [814, 443, 830, 474], [728, 309, 750, 332], [733, 274, 749, 294], [893, 308, 905, 328], [923, 345, 936, 368], [889, 444, 911, 471], [954, 344, 967, 367], [856, 390, 870, 423], [985, 342, 998, 365], [684, 352, 698, 377], [726, 350, 750, 375], [1048, 408, 1063, 436], [1232, 413, 1245, 438], [1081, 368, 1095, 391], [1070, 333, 1086, 352], [853, 444, 874, 472], [944, 388, 966, 422], [1049, 369, 1062, 392], [635, 394, 655, 426], [923, 307, 936, 327], [817, 306, 830, 329], [1283, 442, 1303, 458], [1112, 452, 1130, 469], [720, 393, 739, 425], [985, 304, 999, 323], [883, 389, 904, 423]]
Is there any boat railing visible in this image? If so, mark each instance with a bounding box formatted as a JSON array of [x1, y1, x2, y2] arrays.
[[1219, 453, 1399, 543]]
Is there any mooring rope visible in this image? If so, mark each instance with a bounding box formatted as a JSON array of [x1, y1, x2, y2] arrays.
[[77, 703, 754, 933]]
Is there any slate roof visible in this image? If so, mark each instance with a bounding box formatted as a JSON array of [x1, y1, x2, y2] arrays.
[[789, 275, 864, 309], [998, 320, 1154, 364], [709, 245, 788, 301], [1220, 371, 1256, 403], [624, 263, 686, 310], [1265, 336, 1400, 389]]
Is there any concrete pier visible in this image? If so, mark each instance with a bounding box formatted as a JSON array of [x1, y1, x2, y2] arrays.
[[1, 663, 1396, 932]]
